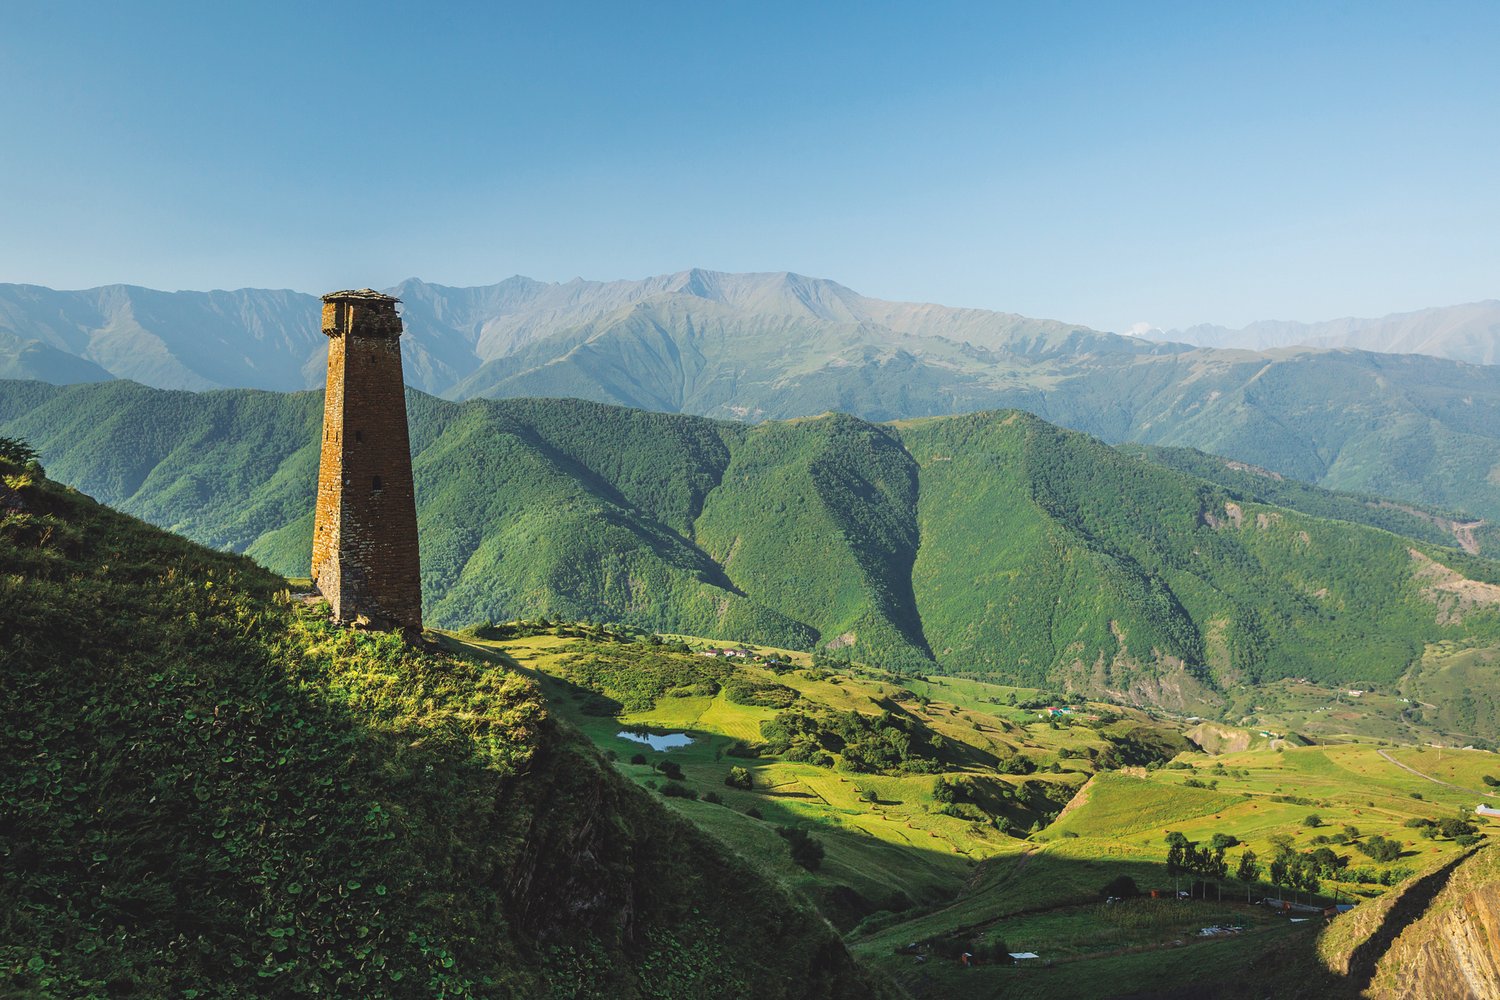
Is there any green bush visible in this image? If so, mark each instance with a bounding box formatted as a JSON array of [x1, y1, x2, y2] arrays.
[[776, 826, 825, 871], [725, 766, 753, 790], [1356, 835, 1403, 862]]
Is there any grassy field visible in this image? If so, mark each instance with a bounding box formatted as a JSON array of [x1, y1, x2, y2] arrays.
[[437, 624, 1499, 996]]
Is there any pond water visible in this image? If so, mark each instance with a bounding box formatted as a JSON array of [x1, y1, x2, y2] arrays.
[[617, 731, 694, 751]]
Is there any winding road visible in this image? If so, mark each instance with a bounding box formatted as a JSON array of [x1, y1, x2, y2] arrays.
[[1377, 749, 1490, 796]]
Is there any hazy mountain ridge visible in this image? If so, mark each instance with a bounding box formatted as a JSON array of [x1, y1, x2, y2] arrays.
[[0, 271, 1155, 395], [1154, 300, 1500, 364], [8, 274, 1500, 524]]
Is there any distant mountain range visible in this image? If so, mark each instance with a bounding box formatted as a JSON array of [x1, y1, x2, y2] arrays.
[[4, 273, 1500, 524], [1147, 300, 1500, 364], [0, 271, 1167, 394]]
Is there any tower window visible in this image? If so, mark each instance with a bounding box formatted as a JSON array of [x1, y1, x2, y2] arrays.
[[355, 430, 364, 443], [372, 475, 383, 492]]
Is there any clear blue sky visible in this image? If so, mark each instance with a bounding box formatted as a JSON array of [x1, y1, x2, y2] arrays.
[[2, 1, 1496, 332]]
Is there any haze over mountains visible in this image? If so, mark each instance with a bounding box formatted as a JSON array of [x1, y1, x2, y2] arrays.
[[1148, 300, 1500, 364], [5, 271, 1500, 526]]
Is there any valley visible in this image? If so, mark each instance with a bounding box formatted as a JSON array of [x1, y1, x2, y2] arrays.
[[5, 411, 1497, 997], [440, 620, 1500, 998]]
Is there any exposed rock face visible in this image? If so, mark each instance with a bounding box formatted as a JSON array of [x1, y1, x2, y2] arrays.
[[1369, 848, 1500, 1000], [1327, 846, 1500, 999]]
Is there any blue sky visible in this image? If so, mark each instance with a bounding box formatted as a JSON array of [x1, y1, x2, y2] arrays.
[[2, 1, 1496, 331]]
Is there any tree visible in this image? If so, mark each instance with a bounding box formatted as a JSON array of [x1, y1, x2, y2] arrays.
[[1236, 849, 1261, 902], [0, 436, 38, 466], [1302, 813, 1324, 828], [1268, 858, 1289, 901], [725, 766, 753, 790], [1165, 832, 1191, 896]]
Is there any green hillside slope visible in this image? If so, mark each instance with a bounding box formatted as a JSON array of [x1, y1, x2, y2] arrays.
[[0, 451, 886, 998], [7, 383, 1500, 724], [1119, 444, 1499, 555]]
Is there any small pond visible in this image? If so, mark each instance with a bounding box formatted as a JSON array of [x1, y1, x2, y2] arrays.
[[617, 731, 694, 751]]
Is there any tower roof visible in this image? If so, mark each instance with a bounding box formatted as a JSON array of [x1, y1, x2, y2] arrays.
[[322, 288, 402, 304]]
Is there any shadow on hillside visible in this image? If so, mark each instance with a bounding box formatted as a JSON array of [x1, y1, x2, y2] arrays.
[[1342, 847, 1476, 992]]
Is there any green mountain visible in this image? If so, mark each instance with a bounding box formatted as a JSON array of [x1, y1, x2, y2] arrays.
[[0, 442, 886, 997], [1118, 443, 1498, 555], [7, 381, 1500, 725]]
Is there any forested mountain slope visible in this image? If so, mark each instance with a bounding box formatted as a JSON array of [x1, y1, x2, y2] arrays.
[[0, 443, 886, 998], [7, 381, 1500, 716]]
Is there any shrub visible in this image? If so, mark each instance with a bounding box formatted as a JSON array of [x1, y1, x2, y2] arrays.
[[1356, 835, 1402, 863], [936, 802, 988, 823], [702, 791, 724, 805], [725, 766, 753, 790], [724, 679, 799, 708], [658, 760, 684, 780], [1303, 814, 1324, 828], [1483, 775, 1498, 787], [660, 781, 697, 800], [776, 826, 825, 871], [630, 752, 648, 765], [745, 807, 763, 820], [1438, 817, 1478, 840]]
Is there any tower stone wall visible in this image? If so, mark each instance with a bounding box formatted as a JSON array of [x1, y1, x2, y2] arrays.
[[311, 289, 423, 633]]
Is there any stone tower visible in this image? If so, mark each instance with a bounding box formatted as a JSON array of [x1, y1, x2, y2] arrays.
[[311, 289, 423, 633]]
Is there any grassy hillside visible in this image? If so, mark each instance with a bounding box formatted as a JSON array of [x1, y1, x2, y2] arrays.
[[1317, 845, 1499, 997], [8, 384, 1500, 729], [0, 452, 887, 998], [1121, 443, 1500, 555]]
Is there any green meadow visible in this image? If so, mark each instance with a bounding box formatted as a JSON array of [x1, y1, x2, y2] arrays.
[[444, 624, 1500, 997]]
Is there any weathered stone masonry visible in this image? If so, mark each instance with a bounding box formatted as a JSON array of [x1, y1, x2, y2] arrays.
[[311, 289, 423, 633]]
